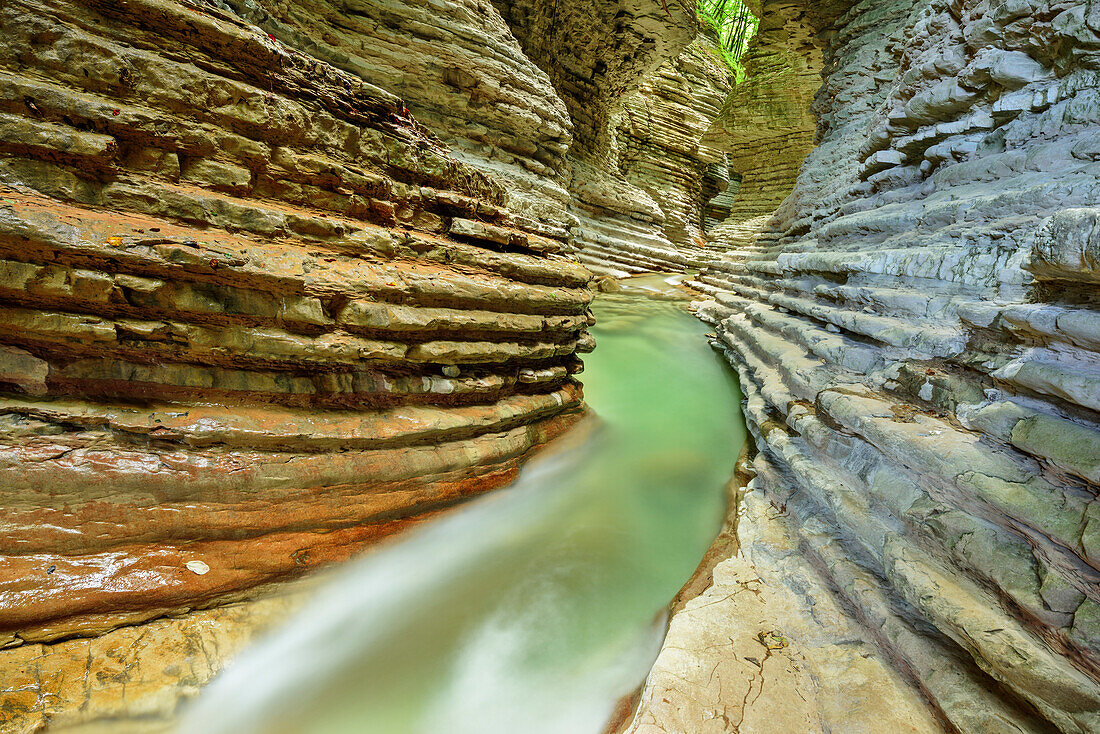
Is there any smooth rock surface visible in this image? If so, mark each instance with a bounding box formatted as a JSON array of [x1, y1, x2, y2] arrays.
[[624, 488, 944, 734]]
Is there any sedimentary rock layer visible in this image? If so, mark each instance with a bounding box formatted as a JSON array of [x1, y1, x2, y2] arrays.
[[0, 0, 590, 646], [493, 0, 735, 276], [218, 0, 576, 228], [700, 0, 820, 254], [491, 0, 697, 162], [623, 483, 948, 734], [573, 28, 736, 276], [574, 28, 733, 276], [692, 0, 1100, 730]]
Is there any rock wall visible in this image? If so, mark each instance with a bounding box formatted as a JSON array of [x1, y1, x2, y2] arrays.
[[573, 27, 737, 276], [220, 0, 576, 229], [493, 0, 739, 275], [491, 0, 697, 163], [700, 0, 820, 253], [0, 0, 591, 658], [568, 157, 681, 276], [689, 0, 1100, 730], [602, 28, 733, 263]]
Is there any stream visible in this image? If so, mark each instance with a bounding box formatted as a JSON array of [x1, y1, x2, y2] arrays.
[[181, 278, 746, 734]]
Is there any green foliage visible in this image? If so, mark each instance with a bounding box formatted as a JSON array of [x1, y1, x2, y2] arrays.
[[697, 0, 758, 80]]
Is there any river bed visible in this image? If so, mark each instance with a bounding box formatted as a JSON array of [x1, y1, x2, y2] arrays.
[[182, 279, 746, 734]]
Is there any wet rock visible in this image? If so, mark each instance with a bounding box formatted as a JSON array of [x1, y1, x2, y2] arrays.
[[594, 275, 624, 293], [0, 0, 588, 667], [684, 0, 1100, 731], [0, 581, 315, 734]]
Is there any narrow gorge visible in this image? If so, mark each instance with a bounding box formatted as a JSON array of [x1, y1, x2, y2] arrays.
[[1, 0, 1099, 732]]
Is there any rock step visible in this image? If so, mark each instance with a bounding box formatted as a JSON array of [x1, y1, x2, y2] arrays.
[[711, 310, 1100, 719]]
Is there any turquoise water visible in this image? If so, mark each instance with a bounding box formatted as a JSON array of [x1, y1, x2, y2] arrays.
[[182, 285, 745, 734]]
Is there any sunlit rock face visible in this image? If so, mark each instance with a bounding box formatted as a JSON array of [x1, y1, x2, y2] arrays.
[[692, 0, 1100, 730], [0, 0, 591, 654]]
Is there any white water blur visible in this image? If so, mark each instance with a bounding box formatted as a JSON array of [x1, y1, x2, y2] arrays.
[[180, 284, 745, 734]]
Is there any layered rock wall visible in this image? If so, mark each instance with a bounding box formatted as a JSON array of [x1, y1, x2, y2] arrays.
[[0, 0, 590, 652], [220, 0, 576, 228], [693, 0, 1100, 730], [701, 0, 820, 252], [567, 157, 681, 276], [494, 0, 740, 275], [572, 28, 739, 276], [491, 0, 697, 163], [608, 30, 734, 257]]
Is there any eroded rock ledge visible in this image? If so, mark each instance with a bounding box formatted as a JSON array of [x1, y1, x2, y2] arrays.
[[577, 27, 735, 276], [0, 0, 591, 653], [677, 0, 1100, 731]]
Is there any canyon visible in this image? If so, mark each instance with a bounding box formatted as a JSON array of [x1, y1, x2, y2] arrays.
[[1, 0, 1099, 732]]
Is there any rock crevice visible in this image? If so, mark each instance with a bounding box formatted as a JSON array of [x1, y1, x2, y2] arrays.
[[3, 0, 1100, 731]]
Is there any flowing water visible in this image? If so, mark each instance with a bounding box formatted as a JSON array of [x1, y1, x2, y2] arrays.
[[181, 280, 745, 734]]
